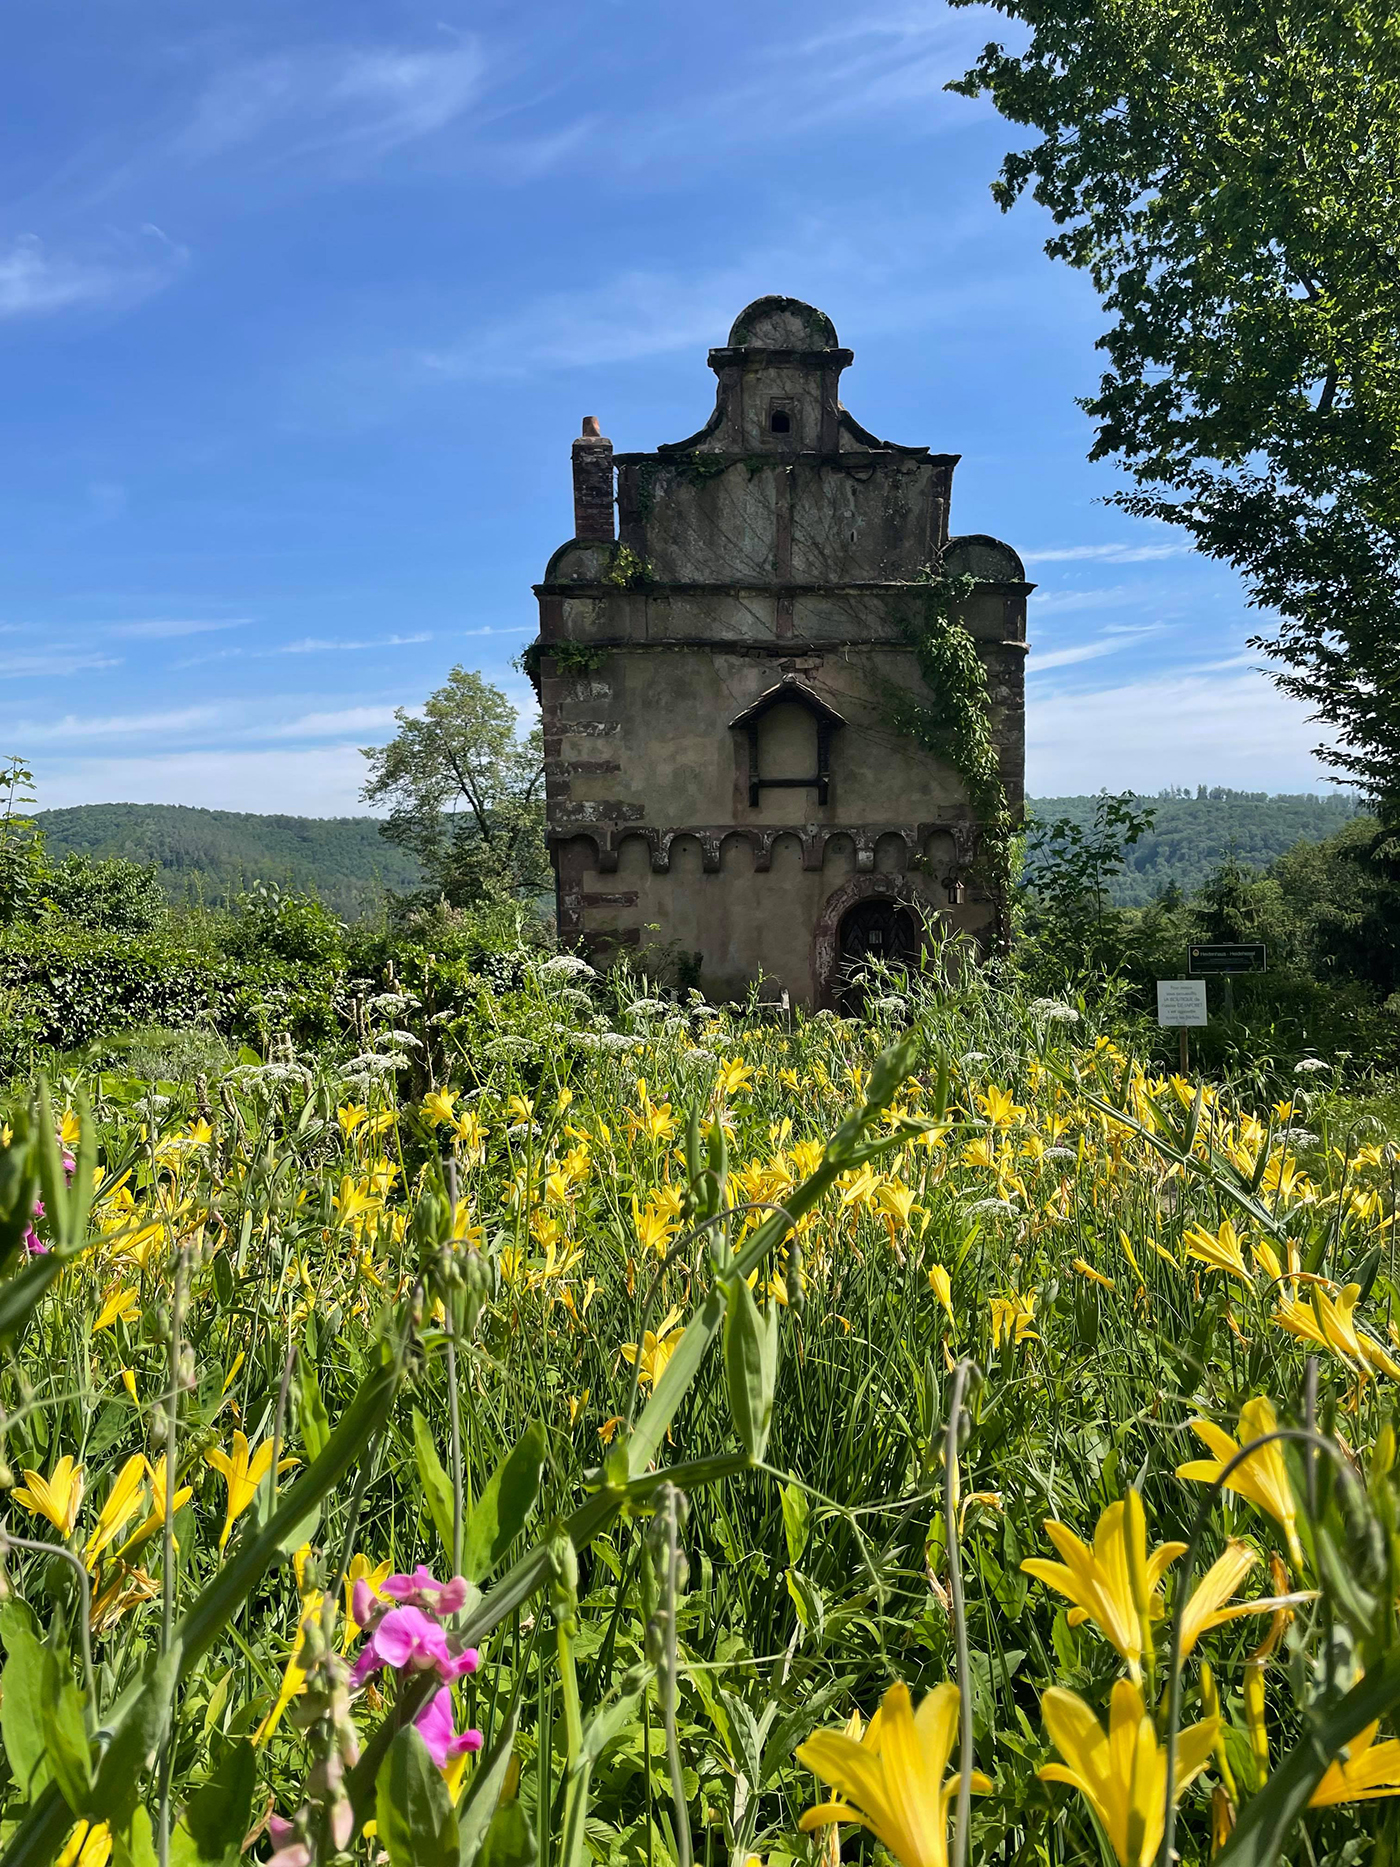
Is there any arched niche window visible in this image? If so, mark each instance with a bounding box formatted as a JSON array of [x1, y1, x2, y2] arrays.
[[729, 678, 846, 808]]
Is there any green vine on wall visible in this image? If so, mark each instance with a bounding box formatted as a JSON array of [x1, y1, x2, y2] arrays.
[[887, 572, 1015, 924], [517, 640, 610, 685], [605, 543, 652, 588]]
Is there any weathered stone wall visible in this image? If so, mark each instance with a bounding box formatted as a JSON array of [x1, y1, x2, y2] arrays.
[[533, 296, 1028, 1005]]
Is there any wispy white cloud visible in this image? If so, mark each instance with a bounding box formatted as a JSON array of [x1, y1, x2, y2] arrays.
[[273, 633, 432, 655], [1023, 541, 1192, 565], [0, 651, 122, 678], [1030, 585, 1158, 616], [412, 236, 1005, 382], [1029, 628, 1159, 673], [605, 3, 990, 171], [178, 38, 485, 166], [0, 229, 185, 320], [109, 618, 250, 640], [259, 705, 404, 740], [2, 706, 220, 742]]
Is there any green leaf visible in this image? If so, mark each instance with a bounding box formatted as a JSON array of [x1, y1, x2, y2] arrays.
[[458, 1700, 522, 1867], [723, 1275, 778, 1464], [780, 1481, 810, 1568], [112, 1811, 158, 1867], [168, 1739, 257, 1867], [1, 1615, 50, 1802], [296, 1355, 331, 1462], [476, 1801, 535, 1867], [555, 1676, 650, 1867], [375, 1726, 461, 1867], [463, 1423, 545, 1585], [87, 1642, 182, 1831], [39, 1648, 92, 1816], [413, 1408, 458, 1561], [628, 1289, 726, 1478]]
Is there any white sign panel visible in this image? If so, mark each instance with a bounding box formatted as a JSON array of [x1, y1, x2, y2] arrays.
[[1157, 979, 1208, 1027]]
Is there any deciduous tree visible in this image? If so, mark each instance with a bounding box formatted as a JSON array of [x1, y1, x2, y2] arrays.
[[361, 669, 548, 907], [951, 0, 1400, 812]]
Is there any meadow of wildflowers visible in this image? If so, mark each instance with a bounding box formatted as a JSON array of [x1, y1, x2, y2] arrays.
[[0, 945, 1398, 1867]]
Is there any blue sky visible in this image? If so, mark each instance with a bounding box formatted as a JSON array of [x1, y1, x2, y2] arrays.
[[0, 0, 1336, 816]]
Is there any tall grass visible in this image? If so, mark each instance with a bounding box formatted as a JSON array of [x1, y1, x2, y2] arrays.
[[0, 946, 1396, 1867]]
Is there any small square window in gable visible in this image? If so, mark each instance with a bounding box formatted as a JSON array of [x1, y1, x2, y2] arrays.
[[767, 399, 796, 440]]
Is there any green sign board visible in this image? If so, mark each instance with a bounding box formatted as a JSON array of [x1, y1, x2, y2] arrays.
[[1188, 943, 1267, 975]]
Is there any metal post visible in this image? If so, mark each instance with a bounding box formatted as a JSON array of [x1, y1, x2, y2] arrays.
[[1178, 1026, 1189, 1075]]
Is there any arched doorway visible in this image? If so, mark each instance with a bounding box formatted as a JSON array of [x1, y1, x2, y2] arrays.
[[836, 895, 921, 1010], [810, 872, 942, 1010]]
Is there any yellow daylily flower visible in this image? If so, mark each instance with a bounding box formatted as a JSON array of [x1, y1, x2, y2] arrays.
[[1177, 1396, 1303, 1568], [1309, 1721, 1400, 1805], [13, 1456, 85, 1537], [621, 1306, 685, 1390], [797, 1681, 991, 1867], [337, 1104, 368, 1137], [422, 1090, 458, 1127], [117, 1455, 194, 1559], [990, 1291, 1037, 1351], [1176, 1539, 1317, 1659], [93, 1286, 139, 1334], [342, 1554, 393, 1648], [977, 1085, 1021, 1128], [1021, 1493, 1184, 1682], [928, 1264, 953, 1324], [58, 1110, 82, 1150], [254, 1591, 327, 1745], [82, 1456, 148, 1571], [632, 1195, 681, 1257], [205, 1433, 299, 1552], [1038, 1678, 1216, 1867], [1072, 1257, 1116, 1291], [56, 1821, 110, 1867], [1183, 1219, 1252, 1285], [1273, 1283, 1400, 1382]]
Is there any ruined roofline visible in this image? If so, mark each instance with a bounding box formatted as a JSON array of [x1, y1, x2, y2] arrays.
[[532, 576, 1034, 601], [611, 445, 961, 466]]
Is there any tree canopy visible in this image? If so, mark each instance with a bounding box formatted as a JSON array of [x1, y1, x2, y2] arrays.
[[950, 0, 1400, 812], [360, 667, 548, 907]]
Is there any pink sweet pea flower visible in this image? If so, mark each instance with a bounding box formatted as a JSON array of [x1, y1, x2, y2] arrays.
[[414, 1688, 484, 1768], [381, 1566, 470, 1613], [349, 1604, 479, 1689], [266, 1815, 311, 1867]]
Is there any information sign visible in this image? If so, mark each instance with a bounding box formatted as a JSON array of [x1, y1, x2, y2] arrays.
[[1188, 944, 1267, 975], [1157, 979, 1208, 1027]]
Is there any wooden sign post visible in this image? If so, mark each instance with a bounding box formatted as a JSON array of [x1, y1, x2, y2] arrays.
[[1157, 978, 1208, 1072], [1188, 943, 1266, 1020]]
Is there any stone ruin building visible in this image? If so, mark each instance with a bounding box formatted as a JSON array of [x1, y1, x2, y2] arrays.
[[530, 296, 1028, 1008]]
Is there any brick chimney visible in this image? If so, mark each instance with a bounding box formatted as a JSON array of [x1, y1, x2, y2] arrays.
[[572, 415, 615, 542]]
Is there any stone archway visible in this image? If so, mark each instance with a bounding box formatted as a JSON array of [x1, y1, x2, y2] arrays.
[[810, 872, 943, 1010]]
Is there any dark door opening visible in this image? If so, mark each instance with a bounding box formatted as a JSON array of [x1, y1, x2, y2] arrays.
[[837, 897, 920, 1009]]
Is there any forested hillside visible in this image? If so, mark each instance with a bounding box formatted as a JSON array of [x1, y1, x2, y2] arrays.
[[33, 803, 422, 921], [35, 789, 1358, 919], [1027, 787, 1359, 904]]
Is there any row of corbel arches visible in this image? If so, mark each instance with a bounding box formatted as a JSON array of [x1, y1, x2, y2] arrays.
[[553, 821, 978, 879]]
